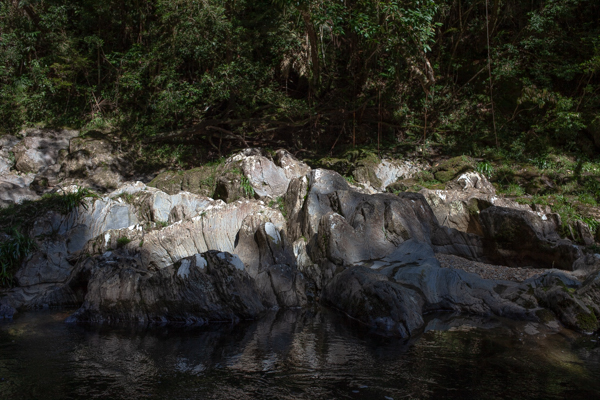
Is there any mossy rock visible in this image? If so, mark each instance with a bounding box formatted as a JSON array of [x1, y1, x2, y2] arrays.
[[535, 308, 556, 323], [148, 163, 230, 197], [352, 153, 383, 188], [431, 156, 474, 183], [213, 171, 250, 203], [576, 309, 599, 332], [148, 171, 185, 195], [386, 179, 423, 193], [315, 157, 354, 176]]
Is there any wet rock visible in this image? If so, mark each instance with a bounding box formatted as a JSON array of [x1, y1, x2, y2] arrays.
[[530, 270, 599, 333], [322, 265, 424, 336]]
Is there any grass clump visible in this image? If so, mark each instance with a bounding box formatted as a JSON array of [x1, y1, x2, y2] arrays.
[[0, 186, 96, 234], [0, 229, 36, 287], [240, 175, 255, 197], [116, 237, 132, 248]]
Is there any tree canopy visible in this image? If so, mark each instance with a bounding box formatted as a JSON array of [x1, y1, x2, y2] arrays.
[[1, 0, 599, 158]]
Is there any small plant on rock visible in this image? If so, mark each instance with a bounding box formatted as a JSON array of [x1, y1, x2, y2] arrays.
[[240, 175, 255, 197], [116, 237, 132, 248], [476, 161, 494, 178], [0, 229, 36, 287]]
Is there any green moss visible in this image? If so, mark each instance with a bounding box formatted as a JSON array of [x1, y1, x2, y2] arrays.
[[431, 156, 474, 183], [116, 237, 132, 248], [314, 157, 353, 176], [535, 309, 556, 323], [576, 310, 598, 332]]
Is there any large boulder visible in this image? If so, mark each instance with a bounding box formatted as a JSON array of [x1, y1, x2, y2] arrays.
[[212, 149, 310, 203], [6, 183, 220, 306], [321, 240, 535, 337], [431, 156, 474, 183], [66, 251, 267, 324], [420, 171, 532, 235], [12, 129, 78, 174], [283, 169, 486, 288], [58, 135, 128, 192], [480, 206, 582, 269], [527, 270, 600, 333], [354, 157, 427, 192], [274, 149, 311, 180]]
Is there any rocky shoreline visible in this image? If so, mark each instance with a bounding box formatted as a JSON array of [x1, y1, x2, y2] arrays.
[[0, 129, 599, 336]]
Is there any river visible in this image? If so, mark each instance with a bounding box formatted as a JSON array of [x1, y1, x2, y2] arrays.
[[1, 308, 599, 399]]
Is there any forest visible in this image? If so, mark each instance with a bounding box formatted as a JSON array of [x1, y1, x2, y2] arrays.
[[1, 0, 599, 161]]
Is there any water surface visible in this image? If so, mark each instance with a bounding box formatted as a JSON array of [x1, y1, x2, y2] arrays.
[[1, 308, 599, 399]]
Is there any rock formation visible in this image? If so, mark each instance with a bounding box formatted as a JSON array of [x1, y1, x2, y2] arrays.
[[1, 129, 599, 335]]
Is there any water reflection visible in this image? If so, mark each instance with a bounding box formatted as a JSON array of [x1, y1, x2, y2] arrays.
[[0, 308, 599, 399]]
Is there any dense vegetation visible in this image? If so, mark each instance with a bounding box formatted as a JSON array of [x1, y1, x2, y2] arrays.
[[1, 0, 599, 160]]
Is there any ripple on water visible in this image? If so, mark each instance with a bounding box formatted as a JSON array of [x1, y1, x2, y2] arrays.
[[0, 308, 599, 399]]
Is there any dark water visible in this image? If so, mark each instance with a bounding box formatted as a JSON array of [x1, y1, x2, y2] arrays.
[[1, 308, 599, 400]]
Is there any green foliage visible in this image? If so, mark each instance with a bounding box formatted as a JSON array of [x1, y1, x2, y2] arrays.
[[0, 229, 36, 287], [344, 175, 356, 185], [0, 0, 598, 162], [240, 176, 255, 198], [116, 237, 131, 248], [476, 161, 494, 178]]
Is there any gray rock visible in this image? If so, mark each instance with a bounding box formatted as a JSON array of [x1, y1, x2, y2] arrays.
[[12, 129, 78, 174], [0, 303, 16, 319], [355, 158, 427, 192], [0, 172, 39, 206], [274, 149, 311, 180], [420, 171, 532, 234], [67, 251, 267, 324], [214, 171, 250, 203], [572, 254, 600, 277], [241, 155, 290, 198], [480, 206, 582, 269], [530, 270, 599, 333], [322, 240, 533, 337], [575, 220, 595, 246], [0, 135, 20, 174], [58, 136, 126, 192]]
